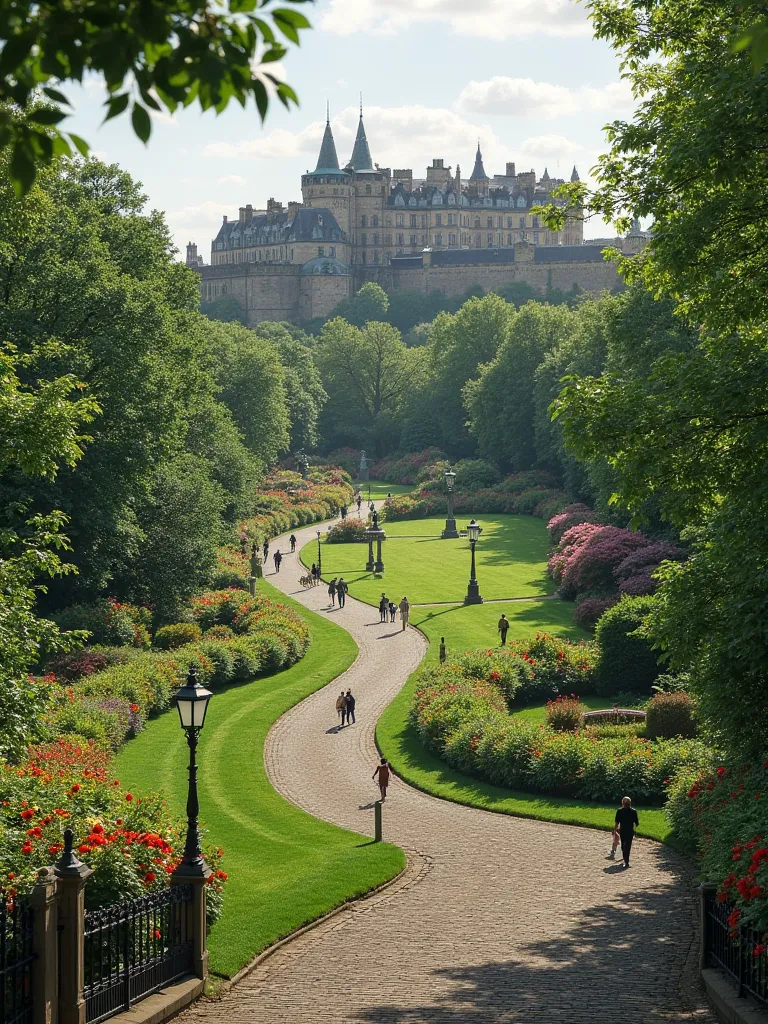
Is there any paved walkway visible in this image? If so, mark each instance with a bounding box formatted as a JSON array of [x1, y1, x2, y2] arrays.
[[184, 514, 714, 1023]]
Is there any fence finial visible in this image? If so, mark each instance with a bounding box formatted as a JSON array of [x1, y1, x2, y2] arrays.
[[54, 827, 92, 879]]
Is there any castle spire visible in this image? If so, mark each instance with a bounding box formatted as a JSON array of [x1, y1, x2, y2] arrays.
[[314, 104, 340, 172], [349, 100, 373, 171], [570, 164, 580, 182], [469, 141, 488, 181]]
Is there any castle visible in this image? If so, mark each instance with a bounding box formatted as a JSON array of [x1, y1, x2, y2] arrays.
[[190, 107, 644, 325]]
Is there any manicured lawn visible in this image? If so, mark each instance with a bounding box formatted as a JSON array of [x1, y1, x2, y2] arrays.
[[113, 579, 405, 979], [413, 597, 586, 660], [359, 480, 412, 501], [303, 514, 553, 606], [376, 668, 672, 845], [513, 695, 615, 724]]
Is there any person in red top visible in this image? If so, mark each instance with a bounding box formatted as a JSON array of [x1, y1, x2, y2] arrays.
[[373, 758, 391, 801]]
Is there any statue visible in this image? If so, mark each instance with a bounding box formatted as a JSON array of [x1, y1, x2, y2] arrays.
[[358, 448, 370, 483], [295, 448, 309, 480], [371, 508, 379, 530]]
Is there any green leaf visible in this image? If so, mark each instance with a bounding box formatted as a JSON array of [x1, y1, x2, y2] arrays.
[[28, 108, 67, 126], [10, 141, 36, 198], [231, 0, 259, 10], [253, 78, 268, 121], [131, 102, 151, 143], [104, 93, 130, 122], [42, 87, 71, 106], [68, 133, 90, 158], [0, 32, 37, 77]]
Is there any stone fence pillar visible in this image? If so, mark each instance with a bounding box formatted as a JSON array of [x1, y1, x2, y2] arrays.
[[171, 875, 209, 982], [55, 831, 93, 1024], [30, 867, 58, 1024]]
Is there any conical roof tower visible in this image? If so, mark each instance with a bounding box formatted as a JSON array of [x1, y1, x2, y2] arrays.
[[349, 101, 374, 171], [469, 141, 489, 181], [315, 106, 341, 172]]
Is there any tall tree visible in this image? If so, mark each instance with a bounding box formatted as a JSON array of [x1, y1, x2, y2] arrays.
[[253, 322, 327, 451]]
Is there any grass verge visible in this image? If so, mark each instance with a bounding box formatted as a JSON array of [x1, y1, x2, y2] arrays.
[[113, 578, 405, 978]]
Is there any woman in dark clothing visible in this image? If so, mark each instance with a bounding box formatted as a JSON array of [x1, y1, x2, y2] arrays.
[[373, 758, 391, 801], [328, 578, 337, 606], [614, 796, 639, 868], [379, 594, 388, 623]]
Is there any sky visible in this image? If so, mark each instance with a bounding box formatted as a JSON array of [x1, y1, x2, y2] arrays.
[[62, 0, 634, 261]]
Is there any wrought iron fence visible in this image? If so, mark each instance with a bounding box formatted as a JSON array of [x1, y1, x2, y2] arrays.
[[704, 889, 768, 1006], [83, 885, 193, 1024], [1, 899, 34, 1024]]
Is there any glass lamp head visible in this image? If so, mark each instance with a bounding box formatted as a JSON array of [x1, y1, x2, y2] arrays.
[[467, 519, 480, 542], [174, 666, 212, 731], [444, 468, 456, 492]]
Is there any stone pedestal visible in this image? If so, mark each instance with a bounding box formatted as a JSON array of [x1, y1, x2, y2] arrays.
[[31, 868, 58, 1024]]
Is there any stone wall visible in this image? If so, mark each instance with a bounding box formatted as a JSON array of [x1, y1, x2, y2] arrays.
[[390, 258, 623, 298], [299, 273, 351, 321]]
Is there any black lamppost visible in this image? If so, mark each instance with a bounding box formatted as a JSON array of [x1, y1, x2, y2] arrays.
[[464, 519, 483, 605], [316, 528, 323, 576], [441, 467, 458, 539], [173, 667, 213, 878]]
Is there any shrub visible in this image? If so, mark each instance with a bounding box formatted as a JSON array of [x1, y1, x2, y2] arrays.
[[646, 691, 697, 739], [45, 649, 112, 681], [196, 640, 236, 687], [546, 694, 586, 732], [551, 524, 650, 600], [594, 596, 661, 696], [53, 599, 152, 648], [153, 623, 203, 650], [453, 459, 501, 491], [203, 625, 234, 640], [547, 503, 601, 545], [573, 596, 618, 631], [325, 518, 369, 543], [505, 633, 598, 702]]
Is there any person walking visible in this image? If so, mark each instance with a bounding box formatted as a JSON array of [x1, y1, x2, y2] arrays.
[[369, 501, 375, 516], [340, 505, 347, 520], [328, 578, 337, 607], [398, 596, 410, 631], [344, 689, 356, 725], [356, 494, 362, 514], [335, 690, 346, 727], [289, 534, 297, 553], [614, 796, 639, 868], [497, 613, 509, 645], [439, 636, 447, 664], [379, 593, 388, 623], [262, 539, 269, 562], [273, 549, 282, 573], [311, 562, 319, 584], [388, 600, 397, 623], [373, 758, 391, 801], [337, 577, 347, 608]]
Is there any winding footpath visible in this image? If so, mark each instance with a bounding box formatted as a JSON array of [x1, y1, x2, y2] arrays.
[[183, 514, 715, 1024]]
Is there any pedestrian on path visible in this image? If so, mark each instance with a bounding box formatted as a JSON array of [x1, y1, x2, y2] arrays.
[[311, 563, 319, 584], [344, 689, 356, 725], [328, 578, 337, 606], [439, 637, 447, 664], [289, 534, 297, 553], [606, 824, 621, 861], [335, 691, 346, 726], [337, 578, 348, 607], [356, 494, 362, 514], [369, 501, 375, 516], [262, 539, 269, 562], [614, 796, 639, 868], [273, 550, 282, 573], [340, 505, 347, 519], [399, 596, 410, 631], [373, 758, 391, 801], [498, 613, 509, 645], [379, 593, 388, 623], [388, 600, 397, 623]]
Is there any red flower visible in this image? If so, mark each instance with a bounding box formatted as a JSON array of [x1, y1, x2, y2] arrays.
[[716, 767, 726, 777], [143, 871, 156, 884], [20, 842, 33, 855], [130, 704, 139, 713], [153, 929, 161, 940], [78, 844, 92, 854], [126, 793, 133, 802], [20, 808, 35, 820], [755, 945, 766, 957], [91, 823, 104, 835], [48, 844, 63, 855]]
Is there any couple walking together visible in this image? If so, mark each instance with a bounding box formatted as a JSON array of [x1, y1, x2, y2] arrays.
[[335, 689, 356, 726], [379, 594, 410, 631], [328, 577, 348, 607]]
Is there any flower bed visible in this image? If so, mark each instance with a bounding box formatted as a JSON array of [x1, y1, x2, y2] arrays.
[[409, 649, 710, 804], [237, 466, 354, 548], [0, 740, 226, 917]]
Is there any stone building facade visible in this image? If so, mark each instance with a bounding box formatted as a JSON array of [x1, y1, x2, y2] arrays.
[[192, 109, 642, 325]]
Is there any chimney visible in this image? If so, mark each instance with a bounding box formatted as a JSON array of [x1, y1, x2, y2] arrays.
[[287, 201, 301, 219], [506, 162, 516, 177], [245, 203, 253, 222], [266, 198, 284, 214], [239, 206, 245, 222]]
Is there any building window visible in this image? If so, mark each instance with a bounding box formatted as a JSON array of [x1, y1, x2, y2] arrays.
[[532, 215, 539, 228], [373, 232, 379, 245], [372, 215, 378, 226], [396, 213, 404, 226], [410, 214, 417, 227], [410, 233, 417, 245], [421, 214, 427, 228], [487, 217, 493, 228], [397, 233, 404, 246], [507, 234, 512, 246], [386, 216, 392, 226], [361, 215, 367, 228], [449, 233, 456, 246], [291, 248, 294, 261], [488, 233, 493, 245], [333, 188, 338, 195], [507, 217, 513, 229], [475, 235, 481, 247], [362, 251, 367, 263], [435, 213, 442, 226], [435, 233, 443, 246], [329, 246, 335, 257], [365, 184, 372, 194], [448, 213, 455, 225], [474, 217, 480, 228], [385, 234, 392, 245], [534, 232, 539, 244], [318, 246, 324, 256], [361, 233, 367, 245], [422, 234, 427, 244], [520, 217, 526, 228], [373, 251, 379, 264]]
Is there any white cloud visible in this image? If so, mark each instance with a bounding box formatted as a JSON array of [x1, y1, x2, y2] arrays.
[[167, 200, 232, 231], [320, 0, 589, 38], [216, 174, 246, 186], [457, 76, 635, 118], [517, 134, 584, 161]]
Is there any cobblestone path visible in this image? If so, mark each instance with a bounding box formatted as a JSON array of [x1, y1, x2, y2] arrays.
[[184, 517, 714, 1023]]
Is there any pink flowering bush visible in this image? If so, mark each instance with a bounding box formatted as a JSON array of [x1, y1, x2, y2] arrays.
[[553, 524, 651, 600], [547, 503, 602, 545]]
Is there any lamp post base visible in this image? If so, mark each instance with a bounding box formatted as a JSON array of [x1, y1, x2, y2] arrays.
[[441, 518, 459, 539], [464, 581, 483, 605], [374, 561, 385, 574]]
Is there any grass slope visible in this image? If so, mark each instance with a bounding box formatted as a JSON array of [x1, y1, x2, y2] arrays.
[[376, 599, 671, 844], [304, 514, 553, 606], [113, 579, 404, 978], [359, 480, 412, 500]]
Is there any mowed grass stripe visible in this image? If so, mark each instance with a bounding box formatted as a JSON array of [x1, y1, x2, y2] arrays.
[[113, 578, 404, 979]]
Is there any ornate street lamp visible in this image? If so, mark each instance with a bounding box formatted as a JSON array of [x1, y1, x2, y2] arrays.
[[173, 667, 213, 878], [316, 528, 323, 576], [464, 519, 483, 605], [441, 468, 458, 539]]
